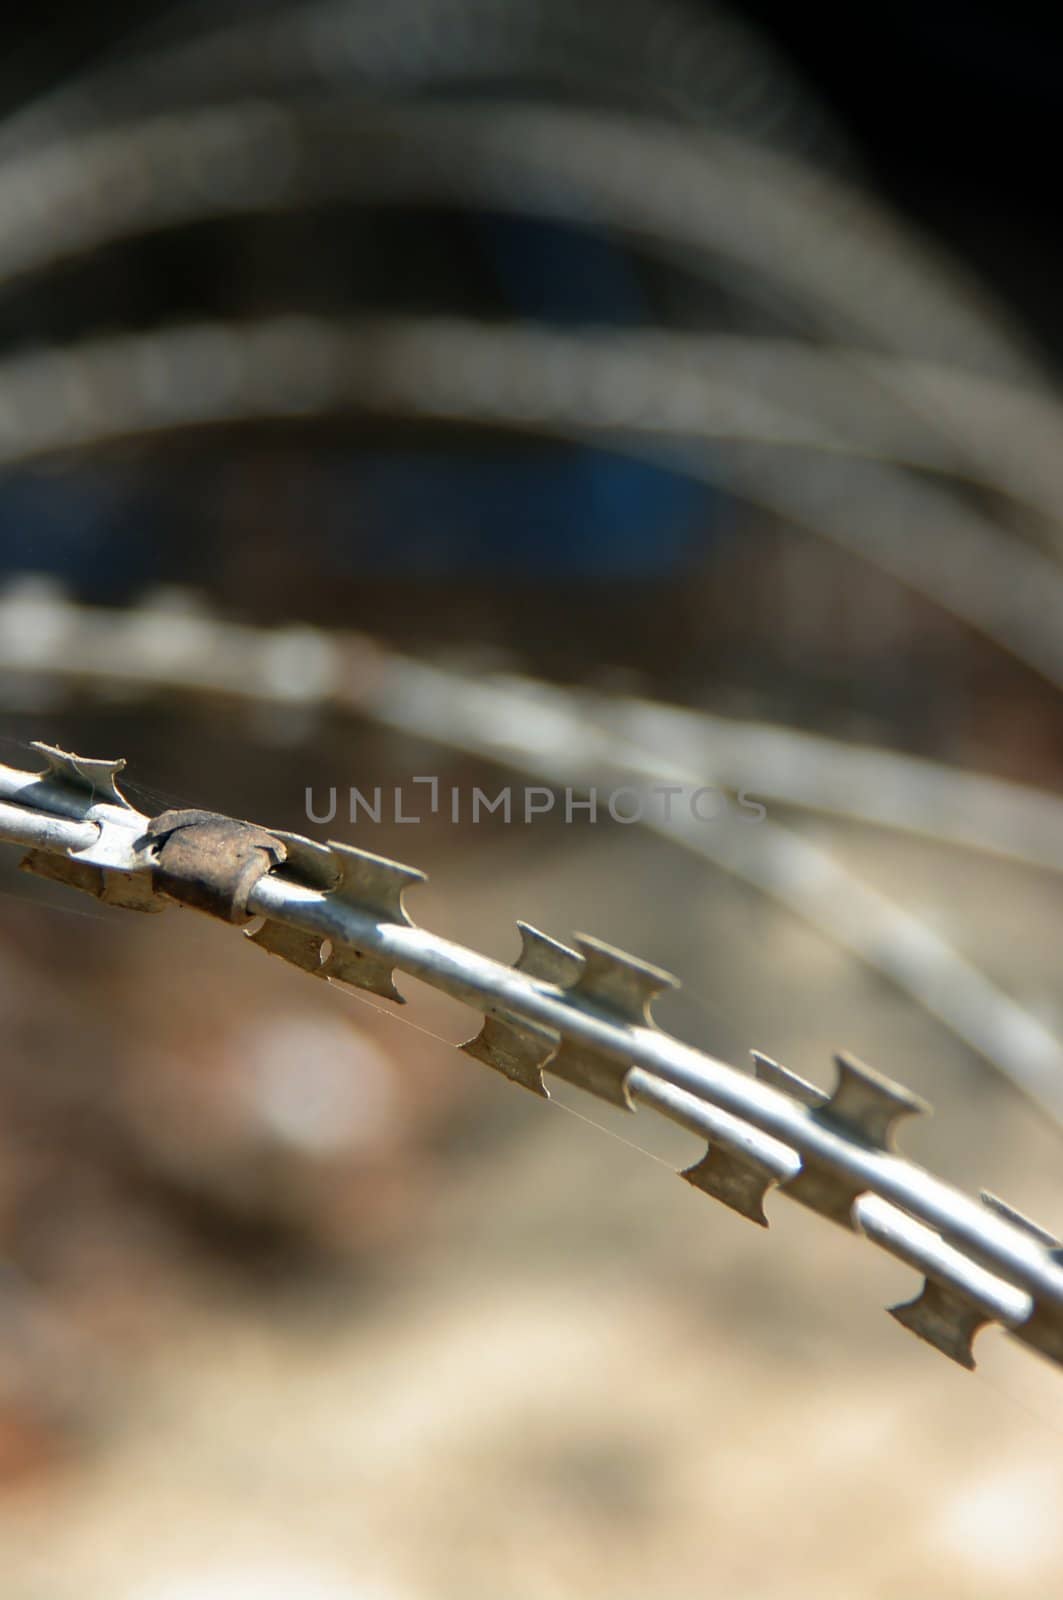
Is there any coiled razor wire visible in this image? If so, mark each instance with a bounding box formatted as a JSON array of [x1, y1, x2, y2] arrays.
[[0, 0, 846, 166], [2, 317, 1063, 688], [4, 583, 1063, 1128], [0, 740, 1061, 1375], [0, 100, 1034, 376]]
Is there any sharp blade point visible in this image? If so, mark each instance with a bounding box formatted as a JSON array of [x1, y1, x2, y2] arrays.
[[514, 922, 582, 986], [823, 1050, 930, 1151], [567, 933, 678, 1026], [682, 1145, 773, 1226], [30, 742, 131, 809], [326, 841, 425, 926], [460, 1014, 555, 1096], [890, 1282, 984, 1370], [751, 1049, 827, 1109], [981, 1191, 1060, 1249]]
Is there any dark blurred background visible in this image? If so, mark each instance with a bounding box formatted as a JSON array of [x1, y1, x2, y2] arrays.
[[0, 0, 1060, 741], [1, 0, 1060, 318]]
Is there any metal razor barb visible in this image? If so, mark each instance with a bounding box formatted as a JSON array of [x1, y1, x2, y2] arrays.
[[1, 741, 1062, 1377]]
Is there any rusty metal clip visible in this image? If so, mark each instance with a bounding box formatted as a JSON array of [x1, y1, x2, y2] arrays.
[[145, 808, 286, 924]]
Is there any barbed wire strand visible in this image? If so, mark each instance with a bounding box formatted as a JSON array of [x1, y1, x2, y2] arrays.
[[0, 743, 1061, 1379]]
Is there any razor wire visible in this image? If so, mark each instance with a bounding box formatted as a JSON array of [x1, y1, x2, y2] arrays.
[[4, 582, 1063, 1127], [0, 0, 846, 167], [0, 739, 1061, 1376], [0, 99, 1035, 376], [1, 317, 1063, 691]]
